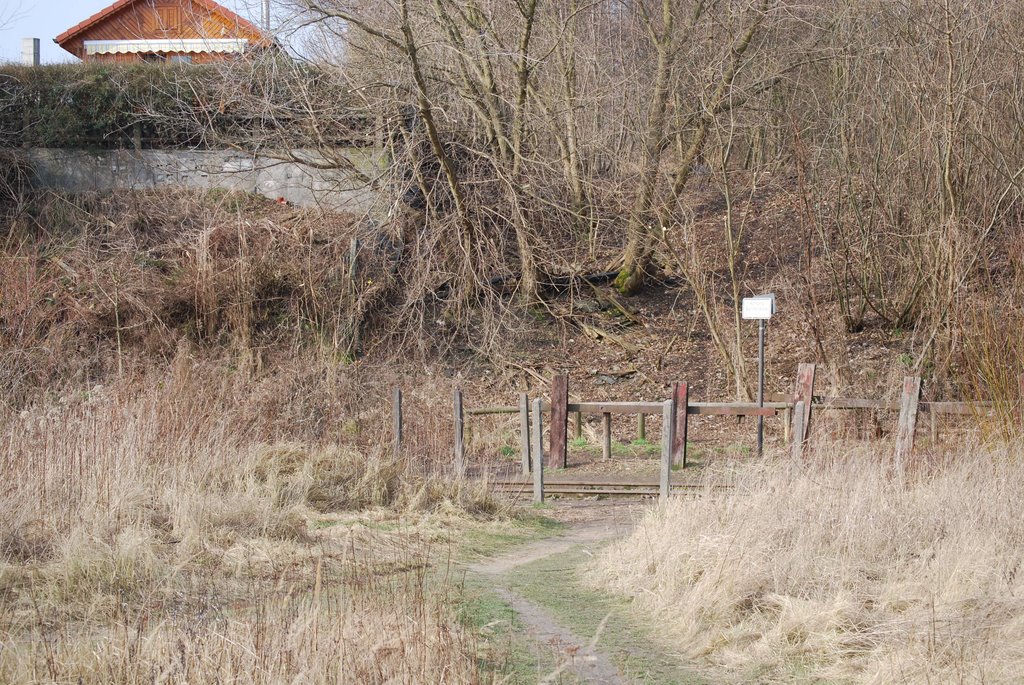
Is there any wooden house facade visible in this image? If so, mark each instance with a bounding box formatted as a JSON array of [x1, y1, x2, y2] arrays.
[[55, 0, 270, 63]]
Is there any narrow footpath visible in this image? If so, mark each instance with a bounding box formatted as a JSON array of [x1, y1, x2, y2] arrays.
[[465, 501, 701, 684], [471, 516, 631, 684]]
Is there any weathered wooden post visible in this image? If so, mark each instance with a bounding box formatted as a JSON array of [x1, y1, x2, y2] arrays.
[[574, 411, 583, 440], [929, 406, 938, 445], [672, 382, 689, 467], [790, 401, 806, 461], [519, 392, 531, 475], [453, 388, 465, 476], [549, 374, 569, 469], [637, 413, 646, 441], [602, 413, 612, 460], [894, 376, 922, 476], [660, 399, 676, 501], [532, 398, 544, 503], [348, 237, 361, 357], [392, 387, 403, 457], [791, 363, 816, 452]]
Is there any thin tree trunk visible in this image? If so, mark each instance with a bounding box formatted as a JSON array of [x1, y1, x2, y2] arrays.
[[399, 0, 476, 285], [617, 0, 766, 295], [614, 2, 676, 295], [510, 0, 540, 303]]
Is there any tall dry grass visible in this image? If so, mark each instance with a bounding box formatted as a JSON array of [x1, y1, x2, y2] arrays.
[[0, 357, 504, 683], [588, 448, 1024, 684]]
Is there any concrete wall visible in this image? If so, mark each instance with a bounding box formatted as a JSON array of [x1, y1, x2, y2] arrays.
[[25, 147, 383, 213]]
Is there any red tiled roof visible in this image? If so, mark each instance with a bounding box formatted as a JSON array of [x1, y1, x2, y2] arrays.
[[54, 0, 266, 46]]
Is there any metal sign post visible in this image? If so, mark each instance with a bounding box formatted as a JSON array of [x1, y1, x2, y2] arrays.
[[757, 318, 766, 455], [742, 294, 775, 457]]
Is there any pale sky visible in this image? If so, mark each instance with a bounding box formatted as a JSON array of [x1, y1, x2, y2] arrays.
[[0, 0, 274, 64]]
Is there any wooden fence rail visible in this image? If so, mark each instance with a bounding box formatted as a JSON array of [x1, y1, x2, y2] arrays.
[[470, 400, 785, 417], [389, 364, 1014, 501], [767, 395, 995, 415]]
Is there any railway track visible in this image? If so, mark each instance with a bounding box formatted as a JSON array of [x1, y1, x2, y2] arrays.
[[486, 479, 734, 497]]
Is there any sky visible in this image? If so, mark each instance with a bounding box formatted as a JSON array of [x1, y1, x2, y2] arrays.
[[0, 0, 270, 64]]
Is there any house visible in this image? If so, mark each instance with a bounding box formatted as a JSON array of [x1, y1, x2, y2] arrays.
[[54, 0, 271, 64]]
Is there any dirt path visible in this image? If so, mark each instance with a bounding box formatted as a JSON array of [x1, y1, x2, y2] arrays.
[[469, 505, 638, 684]]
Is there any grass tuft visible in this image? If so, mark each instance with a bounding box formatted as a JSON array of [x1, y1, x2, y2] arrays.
[[0, 368, 509, 682], [587, 446, 1024, 683]]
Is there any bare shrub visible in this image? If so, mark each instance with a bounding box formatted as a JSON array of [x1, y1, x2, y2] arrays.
[[791, 1, 1024, 373]]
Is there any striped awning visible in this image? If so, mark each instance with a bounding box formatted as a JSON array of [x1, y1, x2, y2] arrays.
[[83, 39, 249, 55]]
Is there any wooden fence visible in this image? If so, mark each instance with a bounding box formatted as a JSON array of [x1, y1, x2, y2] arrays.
[[389, 363, 1005, 502]]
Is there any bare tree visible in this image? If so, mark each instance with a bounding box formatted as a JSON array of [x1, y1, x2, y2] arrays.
[[37, 0, 1019, 390]]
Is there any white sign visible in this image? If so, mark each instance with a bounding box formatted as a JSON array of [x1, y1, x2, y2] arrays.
[[742, 294, 776, 320]]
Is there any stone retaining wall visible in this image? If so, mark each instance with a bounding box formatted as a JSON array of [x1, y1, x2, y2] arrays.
[[24, 147, 383, 213]]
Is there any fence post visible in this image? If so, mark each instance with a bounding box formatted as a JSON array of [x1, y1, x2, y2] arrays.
[[392, 387, 403, 457], [519, 392, 531, 475], [532, 398, 544, 503], [453, 388, 465, 477], [792, 363, 817, 447], [894, 376, 922, 476], [347, 237, 361, 358], [602, 413, 612, 460], [790, 401, 805, 460], [549, 374, 569, 469], [672, 382, 689, 468], [574, 411, 583, 440], [660, 399, 676, 501], [637, 413, 646, 441]]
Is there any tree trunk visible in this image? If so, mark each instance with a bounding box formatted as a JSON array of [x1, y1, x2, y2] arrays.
[[617, 0, 767, 296], [615, 31, 675, 296]]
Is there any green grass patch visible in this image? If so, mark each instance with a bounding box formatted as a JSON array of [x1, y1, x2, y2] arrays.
[[610, 441, 658, 457], [685, 443, 706, 462], [610, 442, 631, 457], [457, 516, 563, 561]]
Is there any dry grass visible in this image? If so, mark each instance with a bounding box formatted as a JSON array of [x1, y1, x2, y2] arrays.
[[587, 447, 1024, 684], [0, 360, 508, 684]]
